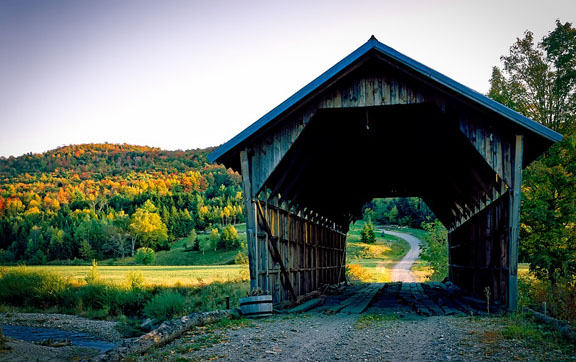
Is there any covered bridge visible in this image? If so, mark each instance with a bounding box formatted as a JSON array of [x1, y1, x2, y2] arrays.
[[209, 37, 562, 310]]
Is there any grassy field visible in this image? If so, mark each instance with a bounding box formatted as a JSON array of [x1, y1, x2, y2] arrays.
[[346, 221, 419, 283], [82, 223, 249, 267], [17, 264, 248, 287]]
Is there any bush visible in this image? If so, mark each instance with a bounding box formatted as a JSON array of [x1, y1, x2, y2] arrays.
[[125, 270, 146, 290], [135, 247, 155, 265], [0, 267, 69, 307], [360, 244, 390, 259], [85, 259, 101, 284], [361, 221, 376, 244], [519, 274, 576, 326], [110, 289, 149, 317], [209, 229, 220, 251], [143, 291, 187, 321], [28, 250, 47, 265], [346, 264, 371, 282], [234, 250, 248, 265], [218, 225, 240, 250], [419, 220, 448, 281], [77, 283, 112, 311]]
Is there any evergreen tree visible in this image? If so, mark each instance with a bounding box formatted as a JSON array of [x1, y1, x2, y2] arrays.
[[361, 219, 376, 244]]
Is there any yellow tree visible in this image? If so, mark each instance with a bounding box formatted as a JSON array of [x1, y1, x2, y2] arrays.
[[128, 200, 168, 255]]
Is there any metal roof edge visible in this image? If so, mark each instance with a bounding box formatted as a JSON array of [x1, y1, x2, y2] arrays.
[[370, 42, 563, 143], [208, 38, 380, 163], [209, 37, 562, 163]]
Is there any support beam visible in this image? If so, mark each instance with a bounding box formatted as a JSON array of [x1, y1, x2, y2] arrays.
[[256, 201, 297, 301], [508, 134, 523, 311], [240, 150, 258, 292]]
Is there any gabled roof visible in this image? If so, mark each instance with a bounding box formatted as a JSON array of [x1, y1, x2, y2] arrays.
[[209, 36, 562, 163]]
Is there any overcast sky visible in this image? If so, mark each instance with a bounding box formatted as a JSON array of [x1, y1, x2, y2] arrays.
[[0, 0, 574, 158]]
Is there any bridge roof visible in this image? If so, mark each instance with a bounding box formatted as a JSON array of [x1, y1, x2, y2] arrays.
[[209, 36, 562, 164]]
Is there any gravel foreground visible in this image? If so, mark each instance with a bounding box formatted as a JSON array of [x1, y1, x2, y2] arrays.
[[139, 313, 575, 362], [1, 312, 574, 361]]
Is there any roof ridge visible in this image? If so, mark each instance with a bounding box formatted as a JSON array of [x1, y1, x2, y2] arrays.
[[209, 37, 562, 163]]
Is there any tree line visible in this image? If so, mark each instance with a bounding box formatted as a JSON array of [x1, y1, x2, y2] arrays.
[[0, 144, 245, 264], [363, 197, 436, 228], [489, 20, 576, 284]]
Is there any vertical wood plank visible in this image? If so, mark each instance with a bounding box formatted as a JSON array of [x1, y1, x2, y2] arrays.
[[508, 134, 523, 311], [240, 150, 258, 292]]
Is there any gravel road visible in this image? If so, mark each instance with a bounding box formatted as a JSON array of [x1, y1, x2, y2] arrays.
[[383, 230, 421, 282], [143, 312, 575, 361]]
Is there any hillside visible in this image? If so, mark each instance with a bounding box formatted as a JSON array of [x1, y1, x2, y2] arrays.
[[0, 143, 213, 177], [0, 143, 245, 264]]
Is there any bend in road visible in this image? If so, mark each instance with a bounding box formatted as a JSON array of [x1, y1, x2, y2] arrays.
[[382, 229, 421, 282]]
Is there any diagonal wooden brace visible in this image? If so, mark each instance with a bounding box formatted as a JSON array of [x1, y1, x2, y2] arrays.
[[255, 200, 297, 301]]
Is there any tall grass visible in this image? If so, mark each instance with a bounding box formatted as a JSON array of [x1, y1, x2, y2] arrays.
[[518, 274, 576, 326], [0, 266, 249, 323]]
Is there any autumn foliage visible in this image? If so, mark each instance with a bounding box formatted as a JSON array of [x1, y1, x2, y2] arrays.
[[0, 143, 244, 263]]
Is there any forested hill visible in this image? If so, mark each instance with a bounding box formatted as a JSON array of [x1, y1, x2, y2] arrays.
[[0, 143, 244, 264], [0, 143, 214, 177]]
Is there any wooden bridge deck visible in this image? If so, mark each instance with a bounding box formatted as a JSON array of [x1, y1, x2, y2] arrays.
[[285, 282, 500, 316]]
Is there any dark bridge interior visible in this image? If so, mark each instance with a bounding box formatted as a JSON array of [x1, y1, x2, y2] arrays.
[[209, 37, 561, 308], [263, 103, 504, 230]]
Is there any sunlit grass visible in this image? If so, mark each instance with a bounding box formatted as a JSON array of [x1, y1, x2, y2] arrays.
[[6, 265, 248, 287], [346, 221, 415, 282]]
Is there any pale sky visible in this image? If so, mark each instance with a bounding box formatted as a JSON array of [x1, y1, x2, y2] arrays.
[[1, 0, 574, 158]]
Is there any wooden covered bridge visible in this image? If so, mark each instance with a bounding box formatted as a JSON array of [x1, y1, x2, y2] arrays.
[[209, 37, 562, 310]]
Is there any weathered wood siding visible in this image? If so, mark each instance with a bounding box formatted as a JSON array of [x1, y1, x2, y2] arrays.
[[257, 203, 346, 303], [241, 65, 523, 307], [250, 72, 446, 197], [448, 192, 510, 303]]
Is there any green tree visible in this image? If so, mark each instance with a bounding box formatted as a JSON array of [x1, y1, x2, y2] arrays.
[[218, 224, 240, 250], [129, 201, 168, 255], [79, 240, 94, 261], [361, 219, 376, 244], [188, 229, 200, 251], [209, 228, 220, 251], [420, 220, 448, 281], [135, 247, 156, 265], [489, 20, 576, 283]]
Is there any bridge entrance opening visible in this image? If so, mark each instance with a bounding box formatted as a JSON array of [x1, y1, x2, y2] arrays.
[[209, 37, 561, 310]]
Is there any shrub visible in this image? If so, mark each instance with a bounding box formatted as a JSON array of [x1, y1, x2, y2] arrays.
[[346, 264, 371, 282], [110, 289, 149, 317], [234, 251, 248, 265], [28, 249, 47, 265], [125, 270, 146, 290], [519, 274, 576, 326], [77, 283, 111, 311], [361, 221, 376, 244], [419, 220, 448, 281], [143, 291, 187, 321], [135, 247, 155, 265], [85, 259, 101, 284], [188, 229, 199, 251], [218, 225, 240, 250], [360, 244, 390, 259], [209, 229, 220, 251], [0, 267, 62, 306]]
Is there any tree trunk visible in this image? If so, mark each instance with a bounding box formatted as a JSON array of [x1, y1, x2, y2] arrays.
[[91, 309, 238, 362]]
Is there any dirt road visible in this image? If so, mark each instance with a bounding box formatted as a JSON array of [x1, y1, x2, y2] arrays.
[[140, 312, 574, 361], [383, 230, 421, 282]]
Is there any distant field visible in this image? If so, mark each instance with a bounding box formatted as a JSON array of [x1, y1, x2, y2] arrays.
[[346, 221, 416, 283], [7, 265, 248, 287]]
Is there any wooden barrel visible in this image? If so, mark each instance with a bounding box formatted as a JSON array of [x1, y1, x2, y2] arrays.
[[239, 295, 273, 318]]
